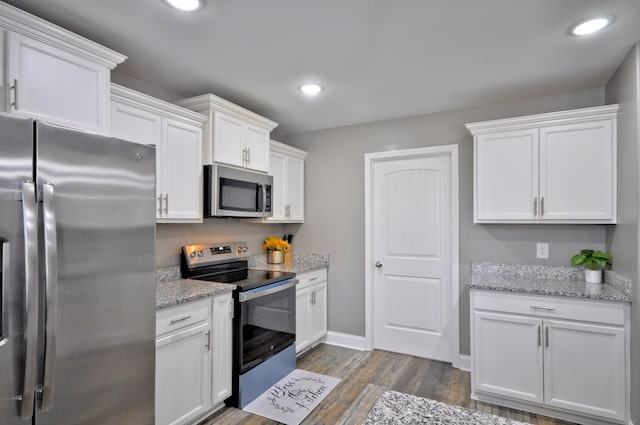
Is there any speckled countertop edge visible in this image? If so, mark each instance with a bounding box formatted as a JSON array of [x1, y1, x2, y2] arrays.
[[364, 390, 529, 425], [156, 279, 234, 310], [156, 253, 329, 309], [470, 262, 632, 303]]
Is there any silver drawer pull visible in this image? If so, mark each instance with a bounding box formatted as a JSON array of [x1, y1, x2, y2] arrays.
[[530, 306, 556, 312], [309, 277, 318, 282], [170, 315, 191, 325]]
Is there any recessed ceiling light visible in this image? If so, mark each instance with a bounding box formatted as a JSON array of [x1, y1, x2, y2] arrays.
[[165, 0, 201, 12], [570, 15, 614, 36], [299, 83, 323, 96]]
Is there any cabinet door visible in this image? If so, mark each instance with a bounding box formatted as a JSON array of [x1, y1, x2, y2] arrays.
[[211, 293, 233, 406], [472, 311, 543, 403], [156, 323, 212, 425], [245, 124, 270, 172], [7, 32, 109, 134], [543, 320, 626, 421], [268, 151, 287, 220], [310, 282, 327, 343], [285, 156, 305, 221], [295, 287, 312, 354], [160, 118, 202, 222], [475, 129, 539, 222], [212, 112, 243, 167], [539, 121, 614, 221]]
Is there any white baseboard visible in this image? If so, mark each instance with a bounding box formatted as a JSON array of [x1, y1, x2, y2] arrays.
[[322, 331, 368, 351], [458, 354, 471, 372]]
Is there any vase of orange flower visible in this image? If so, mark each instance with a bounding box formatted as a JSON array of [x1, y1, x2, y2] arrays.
[[263, 236, 290, 264]]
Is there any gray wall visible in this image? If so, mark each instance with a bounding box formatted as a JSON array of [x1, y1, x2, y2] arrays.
[[284, 87, 608, 355], [156, 221, 285, 267], [605, 43, 640, 425]]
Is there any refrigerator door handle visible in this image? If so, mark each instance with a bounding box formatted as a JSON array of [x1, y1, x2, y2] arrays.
[[20, 181, 38, 419], [41, 183, 58, 412], [0, 240, 9, 347]]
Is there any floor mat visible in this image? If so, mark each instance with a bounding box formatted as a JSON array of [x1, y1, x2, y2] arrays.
[[364, 390, 531, 424], [243, 369, 341, 425]]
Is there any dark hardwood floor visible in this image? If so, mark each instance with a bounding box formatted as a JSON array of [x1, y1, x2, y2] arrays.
[[200, 344, 575, 424]]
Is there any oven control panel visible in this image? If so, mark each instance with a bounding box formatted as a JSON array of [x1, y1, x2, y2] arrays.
[[182, 241, 250, 268]]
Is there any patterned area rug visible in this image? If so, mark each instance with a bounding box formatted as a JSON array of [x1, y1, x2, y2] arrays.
[[243, 369, 341, 425], [364, 390, 531, 424]]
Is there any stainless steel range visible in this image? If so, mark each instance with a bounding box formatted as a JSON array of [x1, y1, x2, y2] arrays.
[[181, 242, 297, 408]]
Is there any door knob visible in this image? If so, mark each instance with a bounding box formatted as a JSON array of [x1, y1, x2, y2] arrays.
[[375, 261, 383, 268]]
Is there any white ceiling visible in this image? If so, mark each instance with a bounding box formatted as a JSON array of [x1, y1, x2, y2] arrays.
[[5, 0, 640, 136]]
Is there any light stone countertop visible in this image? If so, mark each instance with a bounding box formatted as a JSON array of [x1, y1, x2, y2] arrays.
[[156, 253, 329, 309], [156, 279, 234, 310], [470, 262, 631, 303]]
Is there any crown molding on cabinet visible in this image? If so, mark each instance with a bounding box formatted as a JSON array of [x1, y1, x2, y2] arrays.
[[175, 93, 278, 131], [111, 83, 208, 127], [271, 139, 308, 159], [465, 104, 619, 135], [0, 1, 126, 68]]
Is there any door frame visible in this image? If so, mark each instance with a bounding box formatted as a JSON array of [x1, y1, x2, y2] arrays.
[[364, 144, 460, 367]]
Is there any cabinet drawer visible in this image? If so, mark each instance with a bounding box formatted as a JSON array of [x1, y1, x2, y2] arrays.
[[296, 268, 327, 290], [156, 298, 211, 336], [472, 290, 625, 326]]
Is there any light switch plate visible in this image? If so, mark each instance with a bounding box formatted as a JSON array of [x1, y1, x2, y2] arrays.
[[536, 243, 549, 259]]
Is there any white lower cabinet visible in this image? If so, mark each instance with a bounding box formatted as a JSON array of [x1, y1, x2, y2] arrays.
[[296, 268, 328, 355], [156, 293, 233, 425], [471, 290, 629, 425]]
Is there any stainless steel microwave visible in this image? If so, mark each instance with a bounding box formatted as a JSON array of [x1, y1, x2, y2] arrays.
[[204, 164, 273, 218]]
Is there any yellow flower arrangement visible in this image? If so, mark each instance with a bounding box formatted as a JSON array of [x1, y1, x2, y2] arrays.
[[263, 236, 290, 252]]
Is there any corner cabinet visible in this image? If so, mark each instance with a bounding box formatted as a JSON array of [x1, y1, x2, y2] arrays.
[[175, 93, 278, 173], [470, 290, 630, 425], [296, 268, 328, 355], [466, 105, 618, 224], [110, 84, 207, 223], [0, 2, 126, 133], [155, 293, 233, 425]]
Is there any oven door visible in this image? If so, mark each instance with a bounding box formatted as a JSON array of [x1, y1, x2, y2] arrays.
[[237, 279, 296, 374]]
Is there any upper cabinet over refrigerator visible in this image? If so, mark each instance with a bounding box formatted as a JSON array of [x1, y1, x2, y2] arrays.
[[466, 105, 618, 224], [175, 93, 278, 173], [0, 2, 126, 134]]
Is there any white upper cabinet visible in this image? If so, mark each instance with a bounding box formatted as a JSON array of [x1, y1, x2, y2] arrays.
[[255, 140, 307, 223], [466, 105, 618, 224], [110, 84, 207, 223], [175, 94, 278, 173], [0, 2, 125, 133]]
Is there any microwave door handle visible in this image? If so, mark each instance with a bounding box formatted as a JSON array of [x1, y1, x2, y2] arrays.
[[257, 184, 264, 212]]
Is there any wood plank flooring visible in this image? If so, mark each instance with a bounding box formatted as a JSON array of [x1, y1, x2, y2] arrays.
[[199, 344, 575, 425]]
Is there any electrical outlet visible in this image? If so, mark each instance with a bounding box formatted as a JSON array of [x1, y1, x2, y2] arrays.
[[536, 243, 549, 259]]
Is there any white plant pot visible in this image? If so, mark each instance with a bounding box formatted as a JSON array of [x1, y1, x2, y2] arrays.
[[584, 269, 602, 284]]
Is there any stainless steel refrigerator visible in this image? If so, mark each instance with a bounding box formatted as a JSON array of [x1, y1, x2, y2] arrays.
[[0, 113, 156, 425]]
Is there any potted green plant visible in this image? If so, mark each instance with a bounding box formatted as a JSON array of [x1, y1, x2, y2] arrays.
[[570, 249, 612, 283]]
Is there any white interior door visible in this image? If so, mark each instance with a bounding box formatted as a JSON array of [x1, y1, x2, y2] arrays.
[[372, 153, 452, 361]]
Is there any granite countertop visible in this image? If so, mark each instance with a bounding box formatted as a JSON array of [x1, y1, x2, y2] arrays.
[[364, 390, 528, 424], [470, 262, 632, 303], [156, 279, 234, 310], [155, 253, 329, 309]]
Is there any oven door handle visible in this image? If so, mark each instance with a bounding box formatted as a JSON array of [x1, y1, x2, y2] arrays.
[[239, 279, 297, 302]]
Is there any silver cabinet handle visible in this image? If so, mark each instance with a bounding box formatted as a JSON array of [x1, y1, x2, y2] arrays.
[[163, 194, 168, 214], [205, 330, 211, 351], [170, 315, 191, 325], [228, 300, 234, 319], [11, 79, 19, 110], [157, 194, 163, 215], [41, 183, 58, 411], [533, 197, 537, 217], [0, 241, 10, 347], [375, 261, 383, 268], [247, 147, 251, 165], [545, 326, 550, 348], [309, 277, 318, 282], [530, 306, 556, 312], [537, 325, 541, 347], [541, 197, 545, 216], [21, 181, 38, 419]]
